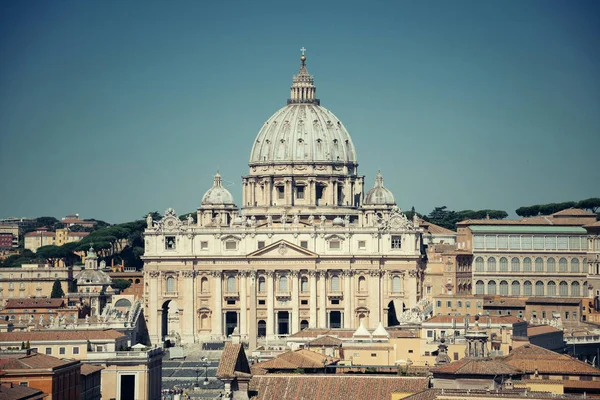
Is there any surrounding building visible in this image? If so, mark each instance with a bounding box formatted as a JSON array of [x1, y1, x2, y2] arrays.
[[108, 263, 143, 299], [24, 228, 89, 253], [70, 247, 113, 317], [424, 243, 472, 299], [143, 53, 426, 346], [0, 381, 48, 400], [59, 215, 96, 229], [0, 299, 77, 325], [0, 264, 73, 305], [457, 208, 596, 299]]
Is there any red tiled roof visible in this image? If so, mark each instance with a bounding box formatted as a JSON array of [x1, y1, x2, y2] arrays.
[[308, 336, 342, 347], [424, 315, 524, 325], [502, 344, 600, 375], [80, 364, 104, 376], [0, 353, 79, 371], [418, 218, 456, 235], [431, 358, 521, 375], [0, 329, 126, 343], [4, 299, 64, 309], [527, 325, 561, 337], [253, 349, 337, 370], [0, 384, 48, 400], [249, 375, 429, 400], [24, 232, 55, 237], [288, 329, 356, 339], [216, 343, 251, 378], [552, 208, 597, 217]]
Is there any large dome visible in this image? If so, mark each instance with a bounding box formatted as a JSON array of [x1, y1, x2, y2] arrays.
[[249, 54, 357, 166], [249, 103, 357, 165]]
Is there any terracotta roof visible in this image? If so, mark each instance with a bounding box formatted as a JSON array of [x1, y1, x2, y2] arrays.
[[67, 232, 89, 237], [458, 213, 596, 227], [424, 315, 524, 325], [4, 299, 64, 309], [0, 329, 126, 343], [80, 364, 104, 376], [216, 343, 251, 378], [0, 353, 79, 371], [502, 344, 600, 376], [288, 329, 356, 339], [419, 218, 456, 235], [552, 208, 597, 217], [584, 220, 600, 230], [24, 232, 55, 237], [249, 375, 429, 400], [431, 358, 521, 376], [484, 298, 526, 308], [254, 349, 337, 370], [308, 336, 342, 347], [388, 329, 419, 338], [527, 325, 561, 337], [0, 384, 47, 400], [525, 297, 581, 305]]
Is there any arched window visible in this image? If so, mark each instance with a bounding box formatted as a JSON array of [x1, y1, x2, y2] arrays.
[[476, 280, 485, 295], [358, 276, 366, 292], [571, 258, 580, 273], [475, 257, 484, 272], [331, 274, 340, 291], [487, 257, 496, 272], [135, 279, 140, 284], [571, 281, 580, 297], [227, 276, 236, 292], [499, 280, 508, 295], [300, 277, 309, 292], [499, 258, 508, 272], [559, 281, 568, 297], [523, 281, 532, 296], [392, 276, 401, 293], [201, 277, 209, 293], [559, 258, 568, 272], [547, 258, 556, 273], [279, 275, 288, 292], [511, 281, 520, 296], [511, 258, 520, 272], [258, 277, 266, 293], [523, 257, 532, 272], [488, 280, 497, 295], [547, 281, 556, 296], [166, 276, 175, 293], [583, 281, 589, 297], [535, 281, 544, 296], [535, 258, 544, 272]]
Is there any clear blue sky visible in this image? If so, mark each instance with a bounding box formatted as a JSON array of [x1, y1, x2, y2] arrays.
[[1, 0, 598, 223]]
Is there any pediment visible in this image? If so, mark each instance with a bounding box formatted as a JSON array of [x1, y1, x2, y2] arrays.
[[247, 239, 318, 259]]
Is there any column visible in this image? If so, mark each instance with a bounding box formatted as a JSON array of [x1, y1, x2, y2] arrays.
[[309, 271, 317, 328], [291, 271, 300, 334], [149, 271, 160, 345], [212, 272, 223, 337], [249, 271, 258, 350], [239, 271, 247, 338], [319, 271, 327, 328], [182, 271, 195, 344], [369, 271, 380, 328], [266, 271, 275, 337], [343, 270, 352, 329]]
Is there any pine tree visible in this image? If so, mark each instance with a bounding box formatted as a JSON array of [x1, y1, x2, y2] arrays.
[[50, 279, 65, 298]]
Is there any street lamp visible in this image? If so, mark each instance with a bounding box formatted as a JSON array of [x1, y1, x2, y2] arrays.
[[202, 356, 209, 386]]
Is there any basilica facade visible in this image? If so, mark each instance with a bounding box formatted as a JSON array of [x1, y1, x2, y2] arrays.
[[143, 53, 425, 345]]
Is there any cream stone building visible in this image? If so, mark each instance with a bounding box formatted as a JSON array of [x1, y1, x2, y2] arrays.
[[143, 52, 425, 346]]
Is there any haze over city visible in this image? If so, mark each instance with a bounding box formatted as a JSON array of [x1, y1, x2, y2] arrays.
[[1, 0, 599, 223]]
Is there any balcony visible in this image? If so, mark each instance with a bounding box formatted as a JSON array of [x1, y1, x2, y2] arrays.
[[275, 291, 291, 299], [223, 291, 239, 300], [328, 291, 343, 299], [163, 291, 179, 298]]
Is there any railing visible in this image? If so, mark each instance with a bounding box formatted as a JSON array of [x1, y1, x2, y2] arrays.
[[328, 291, 343, 298], [86, 348, 162, 361], [223, 291, 239, 299], [565, 335, 600, 344], [275, 291, 291, 298], [163, 291, 178, 298]]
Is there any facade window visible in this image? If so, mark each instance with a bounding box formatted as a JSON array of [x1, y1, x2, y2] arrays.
[[547, 258, 556, 272], [511, 258, 520, 272], [277, 186, 284, 199], [545, 236, 556, 250], [296, 186, 304, 199], [466, 301, 471, 308], [257, 241, 265, 249], [358, 240, 366, 250], [301, 277, 308, 292], [572, 281, 580, 297], [201, 277, 209, 292], [200, 241, 208, 250], [475, 257, 484, 272], [559, 258, 568, 272], [485, 235, 497, 249], [436, 301, 442, 307], [477, 301, 482, 309], [166, 277, 175, 293], [457, 301, 462, 307], [227, 276, 236, 292], [59, 347, 65, 355], [225, 241, 237, 250], [300, 241, 308, 249], [569, 236, 580, 250], [535, 258, 544, 272], [511, 281, 521, 296], [45, 348, 52, 355], [522, 236, 532, 249], [487, 257, 496, 272], [258, 277, 266, 292], [559, 281, 568, 297], [258, 299, 266, 305], [329, 240, 341, 250], [301, 299, 308, 305], [391, 236, 401, 249], [19, 382, 28, 387], [533, 236, 544, 250], [487, 280, 497, 295], [547, 281, 556, 296], [391, 276, 401, 293], [535, 281, 544, 296], [331, 274, 340, 291], [499, 257, 508, 272], [498, 235, 508, 249], [499, 281, 508, 295], [523, 257, 532, 272], [557, 236, 568, 249], [358, 276, 366, 292], [571, 258, 580, 273], [509, 236, 520, 249], [473, 235, 484, 249], [165, 236, 176, 250], [279, 275, 288, 292], [476, 280, 485, 295]]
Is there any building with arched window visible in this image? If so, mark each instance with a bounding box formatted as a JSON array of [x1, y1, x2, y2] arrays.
[[143, 53, 425, 346]]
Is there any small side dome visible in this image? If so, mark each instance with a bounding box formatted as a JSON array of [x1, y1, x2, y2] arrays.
[[232, 216, 244, 226], [332, 217, 344, 226], [364, 171, 396, 206], [201, 172, 235, 206]]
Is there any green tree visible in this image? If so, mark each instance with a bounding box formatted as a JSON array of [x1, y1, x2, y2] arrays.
[[577, 198, 600, 214], [50, 279, 65, 298], [37, 245, 69, 266], [111, 279, 132, 292]]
